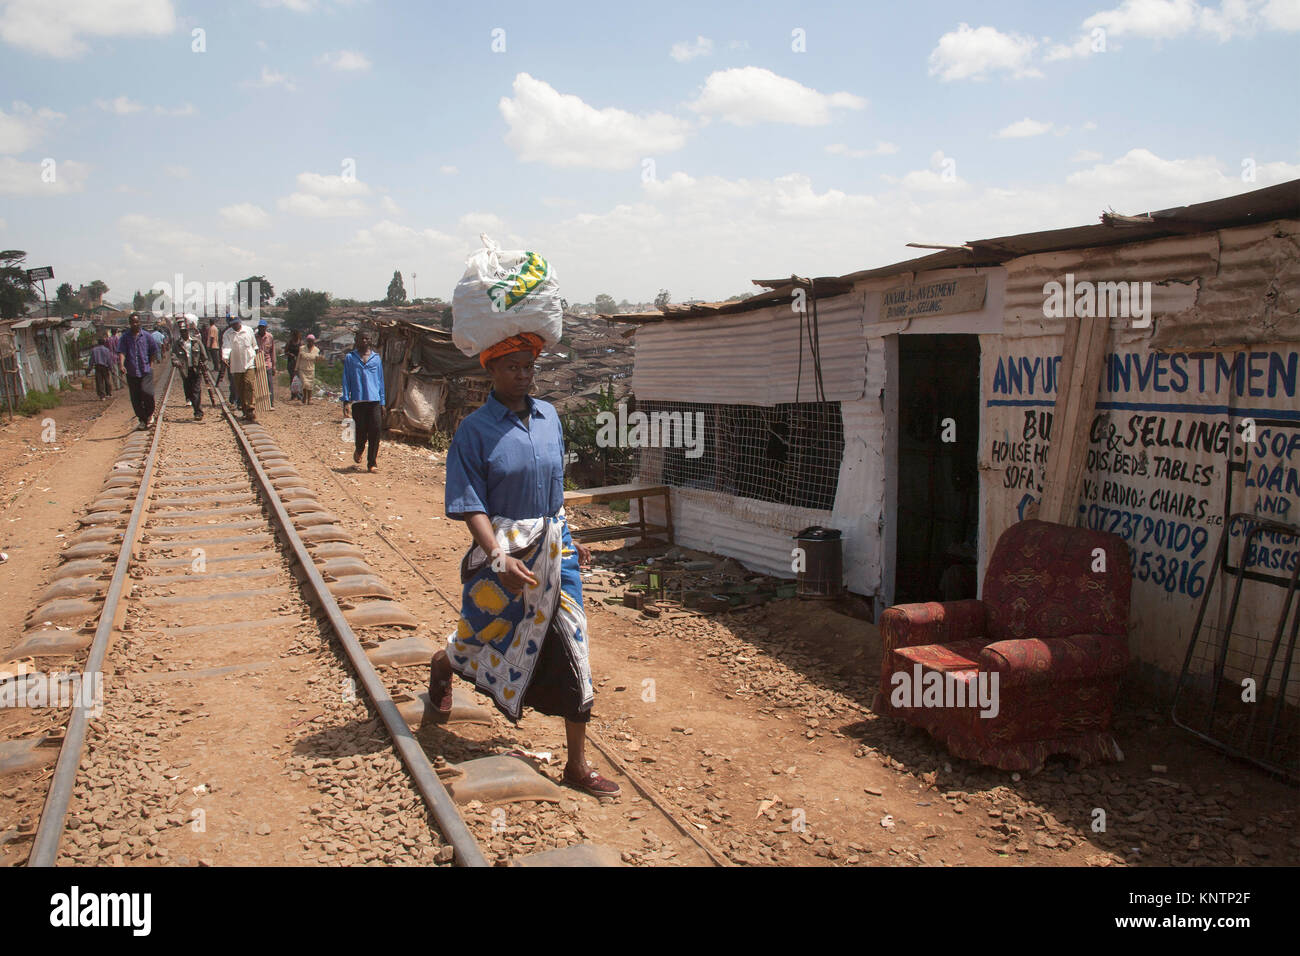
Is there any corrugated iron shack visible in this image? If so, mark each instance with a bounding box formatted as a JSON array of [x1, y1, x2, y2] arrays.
[[611, 177, 1300, 695], [371, 317, 490, 441]]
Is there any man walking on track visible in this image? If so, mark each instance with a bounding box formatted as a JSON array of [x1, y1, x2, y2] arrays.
[[88, 335, 114, 400], [205, 318, 223, 407], [426, 331, 621, 799], [222, 316, 259, 423], [340, 329, 385, 472], [171, 319, 208, 420], [118, 312, 160, 431]]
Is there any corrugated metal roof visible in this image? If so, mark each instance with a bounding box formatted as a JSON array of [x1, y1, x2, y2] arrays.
[[605, 178, 1300, 326]]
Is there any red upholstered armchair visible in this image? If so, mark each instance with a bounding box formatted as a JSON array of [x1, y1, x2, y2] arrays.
[[874, 519, 1132, 772]]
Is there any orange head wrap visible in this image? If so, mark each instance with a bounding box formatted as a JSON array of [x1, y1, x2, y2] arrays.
[[479, 331, 544, 368]]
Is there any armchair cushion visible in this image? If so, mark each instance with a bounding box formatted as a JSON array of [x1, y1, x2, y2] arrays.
[[894, 638, 994, 674], [979, 634, 1130, 688]]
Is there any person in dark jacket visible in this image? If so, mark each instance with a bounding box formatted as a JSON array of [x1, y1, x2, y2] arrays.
[[88, 336, 114, 400], [340, 330, 385, 472], [171, 319, 208, 420]]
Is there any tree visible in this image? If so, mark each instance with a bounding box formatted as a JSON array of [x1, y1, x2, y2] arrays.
[[386, 270, 407, 306], [593, 293, 617, 314], [56, 282, 77, 315], [237, 275, 274, 309], [0, 250, 38, 319], [654, 289, 671, 309], [84, 279, 109, 305], [281, 288, 331, 334]]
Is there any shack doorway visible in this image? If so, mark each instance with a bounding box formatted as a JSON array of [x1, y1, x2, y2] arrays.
[[893, 334, 981, 605]]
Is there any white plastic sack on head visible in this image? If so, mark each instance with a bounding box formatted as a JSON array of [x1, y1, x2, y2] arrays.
[[451, 234, 563, 357]]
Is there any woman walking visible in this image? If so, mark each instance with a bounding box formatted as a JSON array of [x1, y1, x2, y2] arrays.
[[297, 334, 320, 404], [427, 332, 620, 799], [285, 329, 301, 391]]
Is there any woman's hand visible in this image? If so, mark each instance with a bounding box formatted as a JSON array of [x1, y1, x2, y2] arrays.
[[500, 555, 539, 594], [575, 542, 592, 566]]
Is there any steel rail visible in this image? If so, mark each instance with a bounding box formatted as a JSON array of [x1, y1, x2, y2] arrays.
[[208, 369, 488, 866], [30, 365, 175, 866]]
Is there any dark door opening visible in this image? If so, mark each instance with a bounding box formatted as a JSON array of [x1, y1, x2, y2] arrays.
[[894, 334, 980, 605]]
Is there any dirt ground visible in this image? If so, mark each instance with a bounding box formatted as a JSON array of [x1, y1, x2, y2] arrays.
[[2, 387, 1297, 866]]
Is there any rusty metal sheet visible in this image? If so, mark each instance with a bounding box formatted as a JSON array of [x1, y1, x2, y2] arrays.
[[51, 558, 112, 579], [365, 635, 437, 666], [60, 541, 118, 560], [71, 527, 121, 543], [300, 525, 355, 545], [319, 557, 373, 578], [0, 736, 61, 776], [444, 755, 564, 805], [36, 577, 104, 602], [396, 687, 494, 728], [4, 628, 93, 660], [343, 600, 417, 628], [512, 844, 623, 867], [326, 574, 395, 600], [27, 597, 101, 626], [307, 541, 366, 560], [293, 511, 342, 528], [78, 511, 126, 527]]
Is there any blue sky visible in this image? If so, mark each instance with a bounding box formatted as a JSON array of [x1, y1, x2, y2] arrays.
[[1, 0, 1297, 306]]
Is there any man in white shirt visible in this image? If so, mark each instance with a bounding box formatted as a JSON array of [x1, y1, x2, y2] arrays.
[[221, 316, 260, 422]]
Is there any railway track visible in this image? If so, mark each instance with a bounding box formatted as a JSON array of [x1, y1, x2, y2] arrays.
[[1, 366, 714, 867]]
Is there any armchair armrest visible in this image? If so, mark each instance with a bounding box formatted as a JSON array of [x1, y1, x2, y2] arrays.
[[979, 633, 1130, 688], [880, 600, 987, 655]]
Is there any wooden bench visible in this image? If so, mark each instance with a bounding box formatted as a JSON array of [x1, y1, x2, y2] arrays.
[[564, 482, 673, 545]]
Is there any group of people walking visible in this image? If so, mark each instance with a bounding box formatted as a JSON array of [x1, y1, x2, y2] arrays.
[[86, 313, 325, 429]]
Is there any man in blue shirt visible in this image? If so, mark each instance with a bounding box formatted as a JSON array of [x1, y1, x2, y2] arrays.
[[431, 332, 619, 798], [118, 312, 160, 430], [340, 329, 385, 472], [88, 335, 114, 400]]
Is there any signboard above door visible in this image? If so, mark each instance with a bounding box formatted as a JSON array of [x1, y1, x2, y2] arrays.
[[881, 275, 987, 320]]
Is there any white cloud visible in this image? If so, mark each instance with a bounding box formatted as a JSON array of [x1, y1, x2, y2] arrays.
[[120, 213, 256, 275], [826, 141, 899, 158], [219, 202, 271, 230], [278, 170, 372, 217], [499, 72, 690, 170], [995, 117, 1054, 138], [1071, 149, 1104, 162], [1084, 0, 1203, 39], [459, 212, 506, 235], [248, 67, 296, 91], [439, 165, 458, 175], [883, 150, 967, 192], [96, 95, 144, 115], [1261, 0, 1300, 29], [687, 67, 866, 126], [0, 101, 64, 154], [0, 156, 89, 195], [154, 103, 196, 117], [1066, 147, 1300, 210], [318, 49, 371, 71], [928, 23, 1042, 81], [0, 0, 174, 59], [379, 195, 401, 215], [163, 164, 190, 178], [260, 0, 317, 10], [670, 36, 713, 61]]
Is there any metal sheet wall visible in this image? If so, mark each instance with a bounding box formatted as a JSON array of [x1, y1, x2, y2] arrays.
[[980, 221, 1300, 692], [631, 294, 866, 406]]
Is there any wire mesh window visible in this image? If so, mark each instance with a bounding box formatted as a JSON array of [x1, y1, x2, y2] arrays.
[[639, 400, 844, 511]]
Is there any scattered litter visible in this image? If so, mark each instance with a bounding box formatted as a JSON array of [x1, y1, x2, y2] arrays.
[[880, 815, 895, 830]]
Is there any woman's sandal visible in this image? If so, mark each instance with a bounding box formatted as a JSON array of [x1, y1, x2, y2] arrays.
[[427, 652, 455, 716], [562, 765, 621, 798]]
